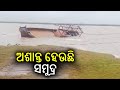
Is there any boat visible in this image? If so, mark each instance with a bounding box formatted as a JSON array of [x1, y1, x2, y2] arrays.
[[19, 24, 83, 38]]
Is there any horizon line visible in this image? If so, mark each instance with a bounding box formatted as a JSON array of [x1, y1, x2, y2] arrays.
[[0, 21, 120, 26]]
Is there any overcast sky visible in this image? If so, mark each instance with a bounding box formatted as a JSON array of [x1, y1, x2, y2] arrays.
[[0, 11, 120, 24]]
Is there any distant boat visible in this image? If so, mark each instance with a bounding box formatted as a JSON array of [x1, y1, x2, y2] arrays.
[[19, 24, 83, 38]]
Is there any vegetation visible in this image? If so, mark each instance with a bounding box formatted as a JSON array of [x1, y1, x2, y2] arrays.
[[0, 45, 120, 79]]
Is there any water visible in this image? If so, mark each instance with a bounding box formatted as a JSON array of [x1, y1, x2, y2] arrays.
[[0, 23, 120, 58]]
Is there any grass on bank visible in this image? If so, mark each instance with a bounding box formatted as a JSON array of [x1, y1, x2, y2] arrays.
[[0, 45, 120, 79]]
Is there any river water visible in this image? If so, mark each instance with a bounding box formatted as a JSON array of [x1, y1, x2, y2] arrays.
[[0, 23, 120, 58]]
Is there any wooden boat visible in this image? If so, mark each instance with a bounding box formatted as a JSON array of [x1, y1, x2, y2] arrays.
[[19, 25, 83, 38]]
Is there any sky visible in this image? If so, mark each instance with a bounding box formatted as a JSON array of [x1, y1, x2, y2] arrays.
[[0, 11, 120, 24]]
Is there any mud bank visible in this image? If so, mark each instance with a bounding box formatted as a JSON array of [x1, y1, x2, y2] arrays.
[[0, 64, 32, 76], [0, 63, 69, 79]]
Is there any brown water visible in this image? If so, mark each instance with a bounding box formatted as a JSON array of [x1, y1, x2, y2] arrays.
[[0, 23, 120, 58]]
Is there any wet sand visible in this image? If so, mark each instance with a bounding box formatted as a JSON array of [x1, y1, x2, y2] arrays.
[[0, 64, 32, 76], [0, 63, 69, 79]]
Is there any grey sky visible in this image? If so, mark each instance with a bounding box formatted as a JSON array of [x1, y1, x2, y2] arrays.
[[0, 11, 120, 24]]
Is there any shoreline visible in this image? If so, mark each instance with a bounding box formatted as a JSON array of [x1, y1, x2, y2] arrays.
[[1, 44, 120, 59]]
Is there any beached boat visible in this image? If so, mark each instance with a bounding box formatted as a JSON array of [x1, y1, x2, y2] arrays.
[[19, 25, 83, 38]]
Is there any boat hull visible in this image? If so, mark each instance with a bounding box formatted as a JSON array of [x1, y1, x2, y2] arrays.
[[19, 26, 81, 38]]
